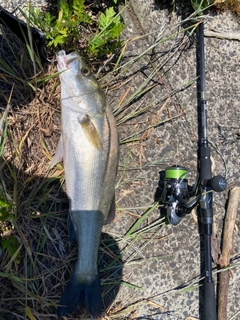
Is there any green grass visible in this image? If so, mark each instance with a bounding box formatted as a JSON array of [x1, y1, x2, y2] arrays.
[[23, 0, 125, 58], [0, 2, 238, 320], [0, 22, 188, 320]]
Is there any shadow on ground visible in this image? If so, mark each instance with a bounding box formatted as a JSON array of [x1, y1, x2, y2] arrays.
[[0, 162, 123, 319]]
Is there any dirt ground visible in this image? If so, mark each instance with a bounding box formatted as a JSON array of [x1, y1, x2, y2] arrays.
[[0, 1, 240, 320]]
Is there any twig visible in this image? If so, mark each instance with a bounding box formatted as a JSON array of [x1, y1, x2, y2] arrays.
[[205, 29, 240, 41], [218, 187, 240, 320]]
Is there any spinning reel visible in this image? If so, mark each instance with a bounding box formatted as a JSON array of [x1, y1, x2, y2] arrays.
[[158, 165, 227, 225]]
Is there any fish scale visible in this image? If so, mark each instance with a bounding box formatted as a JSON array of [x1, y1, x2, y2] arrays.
[[51, 50, 119, 318], [62, 113, 104, 210]]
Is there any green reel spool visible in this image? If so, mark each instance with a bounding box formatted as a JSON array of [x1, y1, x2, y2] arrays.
[[165, 166, 188, 180]]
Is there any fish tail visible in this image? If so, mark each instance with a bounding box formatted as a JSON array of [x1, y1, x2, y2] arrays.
[[57, 271, 102, 318]]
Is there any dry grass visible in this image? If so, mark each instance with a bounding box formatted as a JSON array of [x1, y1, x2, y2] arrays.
[[0, 39, 176, 320], [0, 9, 200, 319], [215, 0, 240, 16], [1, 3, 238, 320]]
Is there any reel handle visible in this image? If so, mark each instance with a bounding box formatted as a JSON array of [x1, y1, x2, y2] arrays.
[[206, 175, 227, 192]]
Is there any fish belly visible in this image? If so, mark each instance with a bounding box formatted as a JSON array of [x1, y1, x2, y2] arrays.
[[62, 111, 104, 211]]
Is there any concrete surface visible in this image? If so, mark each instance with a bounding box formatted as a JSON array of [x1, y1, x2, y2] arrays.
[[0, 1, 239, 319], [103, 1, 240, 319]]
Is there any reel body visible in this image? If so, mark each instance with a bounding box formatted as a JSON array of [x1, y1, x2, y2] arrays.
[[161, 166, 190, 225], [159, 165, 226, 225]]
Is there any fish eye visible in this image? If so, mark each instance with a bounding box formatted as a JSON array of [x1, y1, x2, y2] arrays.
[[81, 67, 91, 76]]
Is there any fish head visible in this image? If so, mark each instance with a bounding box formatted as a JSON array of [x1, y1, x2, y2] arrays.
[[57, 50, 84, 75], [56, 50, 106, 116]]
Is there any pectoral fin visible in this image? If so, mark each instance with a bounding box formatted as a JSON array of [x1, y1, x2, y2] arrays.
[[50, 135, 63, 168], [79, 115, 103, 150]]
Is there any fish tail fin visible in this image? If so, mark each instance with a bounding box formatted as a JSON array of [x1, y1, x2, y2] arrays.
[[57, 271, 102, 318]]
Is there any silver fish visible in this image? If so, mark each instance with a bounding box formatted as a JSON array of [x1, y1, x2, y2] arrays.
[[52, 50, 119, 318]]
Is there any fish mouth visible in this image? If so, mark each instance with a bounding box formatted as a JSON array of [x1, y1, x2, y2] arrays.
[[56, 51, 80, 70], [66, 56, 79, 66]]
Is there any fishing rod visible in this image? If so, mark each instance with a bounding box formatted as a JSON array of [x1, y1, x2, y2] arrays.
[[157, 18, 227, 320]]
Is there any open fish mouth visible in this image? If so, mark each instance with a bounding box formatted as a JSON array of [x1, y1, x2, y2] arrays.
[[56, 50, 81, 70]]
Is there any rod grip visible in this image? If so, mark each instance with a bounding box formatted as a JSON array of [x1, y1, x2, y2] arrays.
[[204, 280, 217, 320], [200, 146, 212, 181]]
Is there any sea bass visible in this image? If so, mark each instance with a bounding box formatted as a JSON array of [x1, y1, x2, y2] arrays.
[[52, 50, 119, 318]]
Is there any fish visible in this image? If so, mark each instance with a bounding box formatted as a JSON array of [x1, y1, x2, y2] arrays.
[[51, 50, 119, 318]]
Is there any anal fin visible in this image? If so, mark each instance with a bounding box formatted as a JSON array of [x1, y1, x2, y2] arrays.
[[50, 135, 63, 168]]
